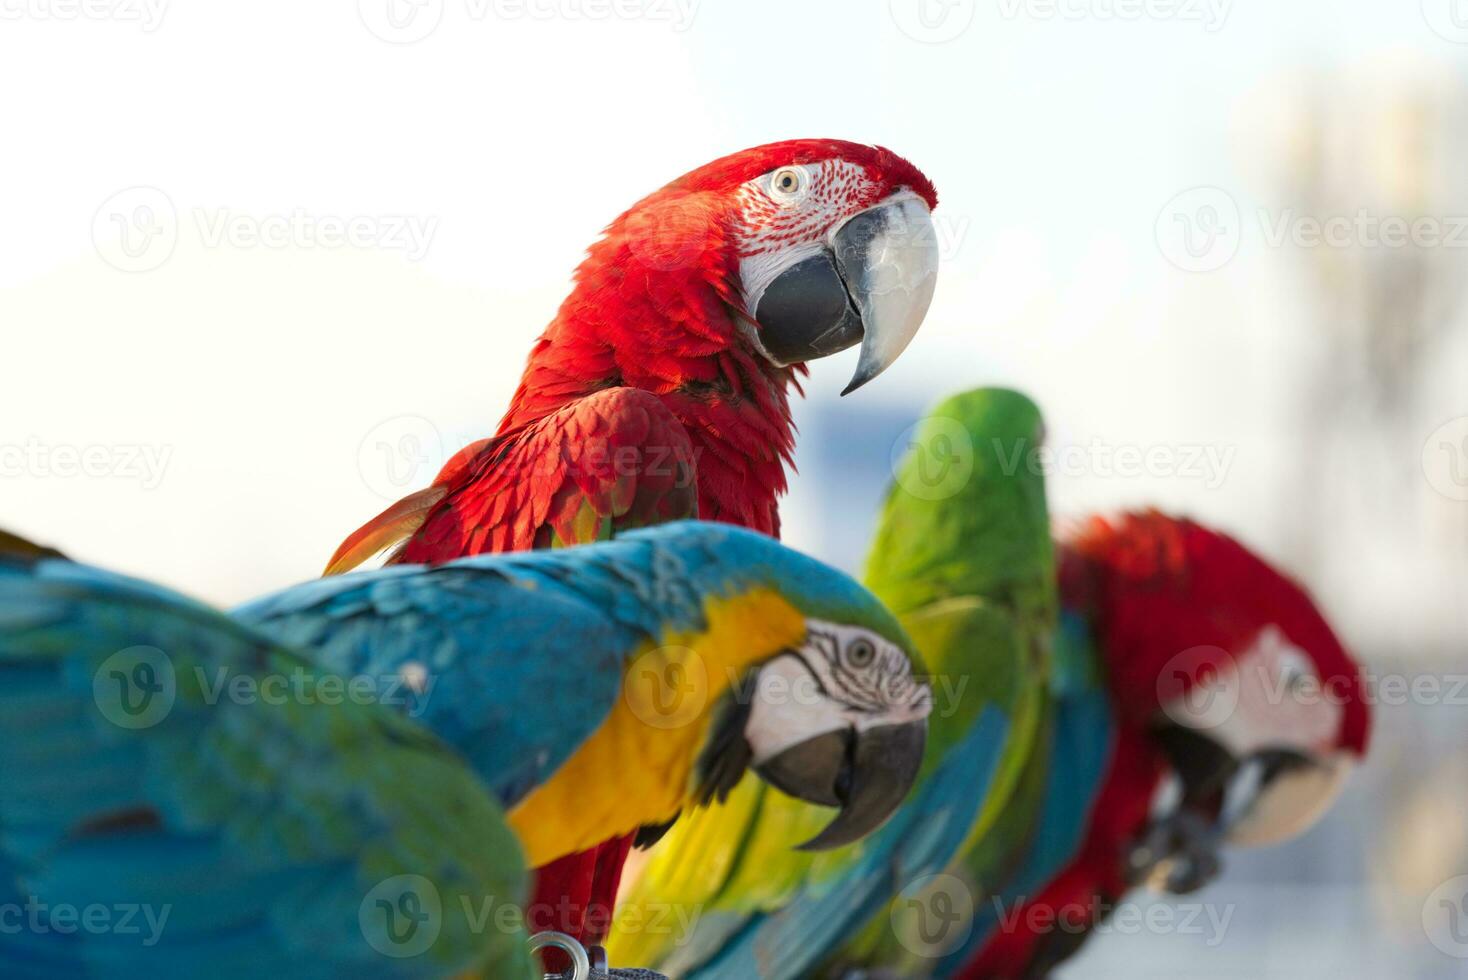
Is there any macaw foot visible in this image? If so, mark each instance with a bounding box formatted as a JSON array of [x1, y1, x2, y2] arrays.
[[586, 943, 669, 979], [530, 935, 669, 980], [1126, 808, 1224, 895]]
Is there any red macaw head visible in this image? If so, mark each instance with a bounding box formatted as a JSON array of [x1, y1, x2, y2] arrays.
[[1059, 511, 1370, 850], [582, 138, 940, 395]]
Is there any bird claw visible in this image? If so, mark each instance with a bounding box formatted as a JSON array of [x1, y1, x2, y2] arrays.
[[1126, 807, 1224, 895], [585, 943, 669, 980]]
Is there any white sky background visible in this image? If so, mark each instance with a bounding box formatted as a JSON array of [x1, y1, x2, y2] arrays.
[[1, 0, 1464, 660]]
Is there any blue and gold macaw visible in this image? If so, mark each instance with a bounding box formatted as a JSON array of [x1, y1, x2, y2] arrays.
[[609, 388, 1056, 979], [0, 521, 931, 978]]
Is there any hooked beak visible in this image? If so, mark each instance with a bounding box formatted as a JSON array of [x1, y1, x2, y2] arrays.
[[1133, 729, 1354, 894], [1221, 748, 1353, 847], [754, 722, 927, 851], [1133, 724, 1356, 894], [751, 192, 939, 395]]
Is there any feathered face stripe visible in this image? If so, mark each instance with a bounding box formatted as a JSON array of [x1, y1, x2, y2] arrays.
[[796, 620, 932, 721]]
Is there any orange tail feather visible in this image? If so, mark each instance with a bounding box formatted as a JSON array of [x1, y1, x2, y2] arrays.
[[323, 486, 447, 576]]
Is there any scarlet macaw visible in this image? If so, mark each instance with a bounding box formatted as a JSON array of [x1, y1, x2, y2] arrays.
[[324, 139, 941, 952], [956, 512, 1372, 978], [0, 522, 931, 978]]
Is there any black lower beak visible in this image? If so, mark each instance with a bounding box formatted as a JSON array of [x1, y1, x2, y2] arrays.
[[751, 195, 938, 394], [753, 721, 927, 851], [753, 251, 864, 366]]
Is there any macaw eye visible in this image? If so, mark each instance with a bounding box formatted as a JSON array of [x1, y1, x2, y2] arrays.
[[769, 167, 807, 202], [847, 638, 877, 669], [1278, 650, 1315, 694]]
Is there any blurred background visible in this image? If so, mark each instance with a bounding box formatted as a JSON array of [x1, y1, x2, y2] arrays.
[[2, 1, 1465, 975]]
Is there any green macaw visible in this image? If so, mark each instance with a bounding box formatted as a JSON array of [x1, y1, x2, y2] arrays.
[[608, 388, 1056, 979]]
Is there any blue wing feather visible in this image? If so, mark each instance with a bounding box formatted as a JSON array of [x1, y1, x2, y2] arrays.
[[0, 551, 531, 979], [931, 609, 1115, 977]]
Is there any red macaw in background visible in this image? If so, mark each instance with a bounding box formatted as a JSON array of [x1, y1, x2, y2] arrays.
[[325, 139, 940, 959], [963, 512, 1372, 978]]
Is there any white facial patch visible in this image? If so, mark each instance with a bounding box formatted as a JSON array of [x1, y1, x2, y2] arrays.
[[1161, 624, 1343, 760], [732, 158, 882, 315], [737, 240, 827, 326], [743, 620, 932, 765], [744, 652, 848, 765]]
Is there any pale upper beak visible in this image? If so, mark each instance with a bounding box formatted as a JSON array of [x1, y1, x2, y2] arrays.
[[1222, 748, 1355, 847], [749, 191, 939, 395]]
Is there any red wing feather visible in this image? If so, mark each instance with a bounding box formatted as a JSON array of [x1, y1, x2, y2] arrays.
[[325, 387, 699, 574]]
